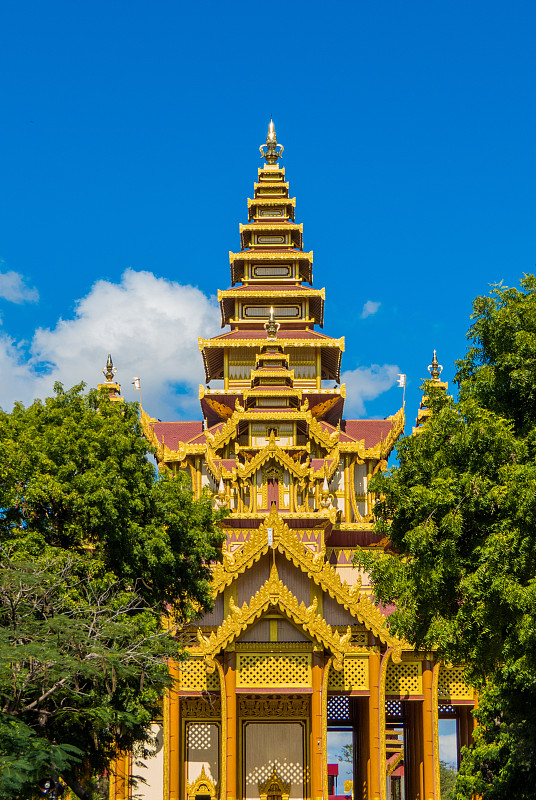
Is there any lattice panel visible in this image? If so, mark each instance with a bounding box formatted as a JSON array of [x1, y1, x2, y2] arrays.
[[327, 657, 368, 692], [438, 665, 474, 701], [327, 695, 350, 722], [236, 653, 311, 688], [438, 704, 457, 717], [187, 723, 213, 750], [385, 660, 422, 696], [179, 659, 220, 692], [385, 700, 403, 720]]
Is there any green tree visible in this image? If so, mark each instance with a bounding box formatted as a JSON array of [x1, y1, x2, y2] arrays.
[[0, 385, 225, 800], [358, 275, 536, 798], [439, 760, 457, 799]]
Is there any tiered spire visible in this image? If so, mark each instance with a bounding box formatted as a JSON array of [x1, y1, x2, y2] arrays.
[[199, 121, 343, 407]]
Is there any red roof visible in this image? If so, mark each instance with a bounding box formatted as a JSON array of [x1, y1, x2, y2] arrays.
[[151, 421, 224, 448], [151, 421, 203, 449], [205, 329, 337, 342], [341, 419, 393, 447]]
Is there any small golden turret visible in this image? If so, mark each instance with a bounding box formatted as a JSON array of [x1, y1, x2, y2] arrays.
[[259, 119, 284, 164], [427, 349, 443, 380], [413, 349, 448, 433]]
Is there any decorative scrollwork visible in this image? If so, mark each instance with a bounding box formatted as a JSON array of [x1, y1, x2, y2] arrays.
[[238, 694, 309, 718]]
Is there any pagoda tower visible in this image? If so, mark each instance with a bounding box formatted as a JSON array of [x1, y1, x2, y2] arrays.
[[114, 124, 475, 800]]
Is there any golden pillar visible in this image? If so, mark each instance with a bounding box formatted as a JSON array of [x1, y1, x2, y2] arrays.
[[367, 650, 381, 800], [224, 652, 237, 800], [310, 652, 324, 800], [356, 697, 369, 800], [421, 660, 435, 800], [344, 457, 351, 522], [109, 754, 130, 800], [169, 661, 181, 800]]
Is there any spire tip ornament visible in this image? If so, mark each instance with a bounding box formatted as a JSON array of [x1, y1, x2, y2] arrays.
[[259, 119, 284, 164], [103, 353, 116, 382], [264, 306, 280, 339], [427, 349, 443, 380]]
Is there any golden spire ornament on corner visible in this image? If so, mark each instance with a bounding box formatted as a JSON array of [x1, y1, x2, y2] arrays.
[[259, 119, 284, 164]]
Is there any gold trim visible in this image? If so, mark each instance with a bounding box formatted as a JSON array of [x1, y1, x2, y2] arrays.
[[322, 657, 332, 800], [218, 287, 324, 301], [246, 198, 296, 208], [200, 337, 344, 351], [239, 222, 302, 232], [379, 649, 393, 800], [163, 686, 170, 800], [432, 660, 441, 799], [215, 659, 227, 800]]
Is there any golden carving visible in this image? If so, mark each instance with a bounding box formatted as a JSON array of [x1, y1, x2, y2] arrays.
[[186, 766, 217, 800], [199, 335, 345, 351], [180, 697, 221, 718], [258, 768, 291, 800], [238, 694, 309, 718], [307, 414, 339, 450], [205, 398, 234, 420], [310, 397, 340, 419], [258, 770, 290, 800]]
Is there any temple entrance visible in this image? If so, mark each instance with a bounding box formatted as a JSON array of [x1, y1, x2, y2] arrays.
[[242, 719, 306, 800], [327, 696, 355, 800]]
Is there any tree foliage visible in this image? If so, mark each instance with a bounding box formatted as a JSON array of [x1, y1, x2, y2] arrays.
[[359, 276, 536, 798], [0, 385, 225, 799]]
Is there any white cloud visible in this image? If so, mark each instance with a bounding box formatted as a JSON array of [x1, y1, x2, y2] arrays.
[[439, 732, 458, 767], [0, 269, 220, 417], [341, 363, 400, 416], [360, 300, 381, 319], [0, 270, 39, 304]]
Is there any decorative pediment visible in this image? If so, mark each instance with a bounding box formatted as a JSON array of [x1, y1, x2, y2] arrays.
[[258, 768, 290, 800], [186, 766, 217, 800], [307, 414, 340, 450], [211, 507, 404, 656], [194, 563, 354, 669], [237, 432, 309, 480], [206, 412, 240, 450]]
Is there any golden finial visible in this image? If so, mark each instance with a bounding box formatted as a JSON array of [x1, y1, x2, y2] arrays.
[[103, 353, 116, 382], [259, 119, 284, 164], [427, 350, 443, 380], [264, 306, 280, 339]]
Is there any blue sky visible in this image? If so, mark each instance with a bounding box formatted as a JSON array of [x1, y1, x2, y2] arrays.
[[0, 0, 535, 426]]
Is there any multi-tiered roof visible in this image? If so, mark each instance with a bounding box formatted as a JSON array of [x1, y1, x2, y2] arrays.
[[142, 122, 404, 544]]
